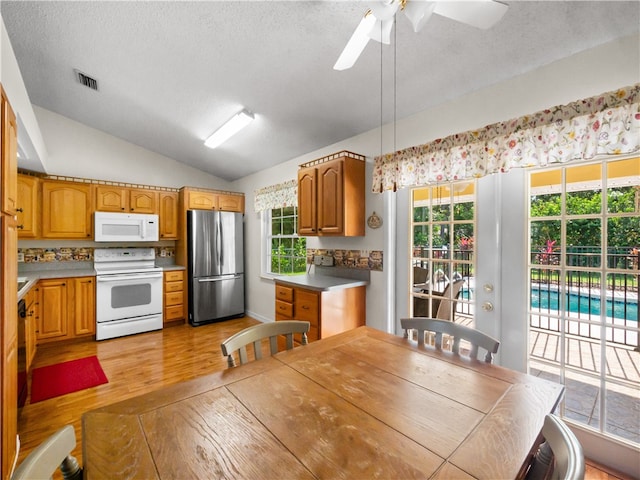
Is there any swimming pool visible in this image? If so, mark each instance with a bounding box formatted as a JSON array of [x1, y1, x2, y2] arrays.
[[462, 287, 638, 320], [530, 289, 637, 321]]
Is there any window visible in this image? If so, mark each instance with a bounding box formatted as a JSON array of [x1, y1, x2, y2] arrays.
[[263, 206, 306, 276]]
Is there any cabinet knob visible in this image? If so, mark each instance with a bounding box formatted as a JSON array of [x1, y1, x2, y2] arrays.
[[302, 305, 309, 310], [16, 208, 23, 213], [17, 224, 24, 229], [121, 207, 125, 210]]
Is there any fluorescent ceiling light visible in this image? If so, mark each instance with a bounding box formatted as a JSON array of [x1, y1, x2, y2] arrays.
[[204, 109, 254, 149]]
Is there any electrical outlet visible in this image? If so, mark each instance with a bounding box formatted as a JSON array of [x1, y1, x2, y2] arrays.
[[321, 255, 334, 266]]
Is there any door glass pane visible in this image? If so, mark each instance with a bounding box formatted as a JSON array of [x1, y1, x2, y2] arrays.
[[528, 158, 640, 447], [411, 183, 476, 324]]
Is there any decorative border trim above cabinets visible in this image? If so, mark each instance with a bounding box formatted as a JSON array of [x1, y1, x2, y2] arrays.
[[17, 170, 180, 192], [299, 150, 365, 169], [307, 249, 383, 271]]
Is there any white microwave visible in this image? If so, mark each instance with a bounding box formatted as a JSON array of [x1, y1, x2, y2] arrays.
[[94, 212, 159, 242]]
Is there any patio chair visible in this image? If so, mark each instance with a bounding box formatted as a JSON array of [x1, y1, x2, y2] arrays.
[[401, 317, 500, 363], [11, 425, 82, 480], [413, 278, 464, 321], [526, 414, 585, 480], [221, 320, 310, 367]]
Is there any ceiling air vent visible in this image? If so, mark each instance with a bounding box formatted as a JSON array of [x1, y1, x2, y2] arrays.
[[74, 69, 99, 91]]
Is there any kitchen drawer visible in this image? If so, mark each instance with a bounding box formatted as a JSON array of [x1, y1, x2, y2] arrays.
[[164, 291, 183, 307], [275, 300, 293, 318], [164, 280, 183, 293], [294, 290, 319, 324], [275, 284, 294, 302], [165, 305, 184, 321], [165, 271, 184, 282]]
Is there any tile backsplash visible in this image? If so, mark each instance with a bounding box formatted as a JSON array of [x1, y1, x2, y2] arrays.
[[307, 249, 383, 271], [18, 246, 175, 263]]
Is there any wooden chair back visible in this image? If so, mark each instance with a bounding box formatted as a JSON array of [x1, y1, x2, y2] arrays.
[[11, 425, 82, 480], [401, 317, 500, 363], [221, 320, 310, 367], [526, 414, 585, 480]]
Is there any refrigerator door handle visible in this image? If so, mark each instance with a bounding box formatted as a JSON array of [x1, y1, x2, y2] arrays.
[[198, 275, 243, 283], [216, 214, 223, 269]]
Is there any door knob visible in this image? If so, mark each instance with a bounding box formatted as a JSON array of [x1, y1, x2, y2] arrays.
[[483, 284, 494, 293], [481, 302, 494, 312]]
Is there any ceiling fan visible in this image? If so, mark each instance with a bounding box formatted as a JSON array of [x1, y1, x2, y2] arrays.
[[333, 0, 509, 71]]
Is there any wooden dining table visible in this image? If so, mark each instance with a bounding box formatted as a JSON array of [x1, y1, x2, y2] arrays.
[[82, 326, 564, 479]]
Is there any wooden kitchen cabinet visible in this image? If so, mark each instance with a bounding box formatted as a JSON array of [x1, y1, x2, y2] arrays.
[[183, 188, 245, 213], [41, 180, 93, 238], [129, 189, 158, 213], [1, 88, 17, 216], [274, 282, 365, 343], [72, 277, 95, 336], [95, 185, 158, 214], [297, 152, 365, 236], [37, 276, 95, 343], [163, 270, 185, 324], [23, 287, 38, 371], [159, 191, 179, 239], [17, 174, 40, 238], [37, 278, 68, 341], [1, 85, 19, 480]]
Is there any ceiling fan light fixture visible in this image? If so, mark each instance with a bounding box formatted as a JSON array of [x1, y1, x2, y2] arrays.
[[333, 12, 376, 70], [403, 1, 437, 32], [204, 109, 254, 149]]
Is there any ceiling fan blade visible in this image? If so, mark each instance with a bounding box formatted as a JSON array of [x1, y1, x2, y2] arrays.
[[434, 0, 508, 29], [333, 13, 376, 71], [368, 18, 394, 44], [403, 1, 437, 33]]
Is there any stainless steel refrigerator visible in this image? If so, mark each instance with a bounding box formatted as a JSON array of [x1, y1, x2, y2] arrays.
[[187, 210, 244, 326]]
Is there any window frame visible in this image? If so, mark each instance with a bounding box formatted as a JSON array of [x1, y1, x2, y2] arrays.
[[261, 206, 306, 279]]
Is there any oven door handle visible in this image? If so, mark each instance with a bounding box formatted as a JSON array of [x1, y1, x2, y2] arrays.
[[97, 273, 163, 282]]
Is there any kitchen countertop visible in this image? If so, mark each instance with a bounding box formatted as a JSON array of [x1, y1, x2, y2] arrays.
[[17, 269, 97, 301], [273, 274, 369, 292], [17, 264, 185, 300]]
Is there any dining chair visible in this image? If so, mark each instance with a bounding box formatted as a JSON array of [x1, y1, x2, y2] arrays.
[[221, 320, 310, 367], [401, 317, 500, 363], [526, 414, 585, 480], [11, 425, 82, 480]]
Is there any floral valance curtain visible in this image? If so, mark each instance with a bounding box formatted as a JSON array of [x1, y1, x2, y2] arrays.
[[254, 179, 297, 213], [372, 84, 640, 192]]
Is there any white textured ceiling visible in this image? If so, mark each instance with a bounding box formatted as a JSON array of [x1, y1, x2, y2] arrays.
[[2, 1, 639, 181]]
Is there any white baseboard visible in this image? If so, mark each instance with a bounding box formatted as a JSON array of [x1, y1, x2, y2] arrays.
[[245, 310, 271, 324]]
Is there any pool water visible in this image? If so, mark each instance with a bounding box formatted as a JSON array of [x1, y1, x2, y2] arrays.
[[530, 289, 637, 321], [462, 287, 638, 320]]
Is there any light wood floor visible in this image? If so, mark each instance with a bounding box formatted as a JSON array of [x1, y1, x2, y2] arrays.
[[17, 317, 632, 479]]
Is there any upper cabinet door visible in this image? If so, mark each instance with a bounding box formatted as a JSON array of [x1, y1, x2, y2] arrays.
[[297, 167, 317, 236], [159, 191, 178, 239], [129, 189, 158, 214], [41, 180, 93, 238], [187, 190, 217, 210], [95, 186, 128, 212], [1, 89, 18, 215], [317, 160, 344, 235], [17, 174, 39, 238]]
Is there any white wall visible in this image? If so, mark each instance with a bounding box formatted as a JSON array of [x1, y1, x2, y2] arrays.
[[33, 106, 231, 189], [0, 15, 48, 172]]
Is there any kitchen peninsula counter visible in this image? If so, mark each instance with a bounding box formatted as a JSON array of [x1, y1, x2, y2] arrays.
[[273, 273, 369, 292]]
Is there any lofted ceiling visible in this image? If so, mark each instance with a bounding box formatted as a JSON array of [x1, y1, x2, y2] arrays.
[[2, 1, 639, 181]]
